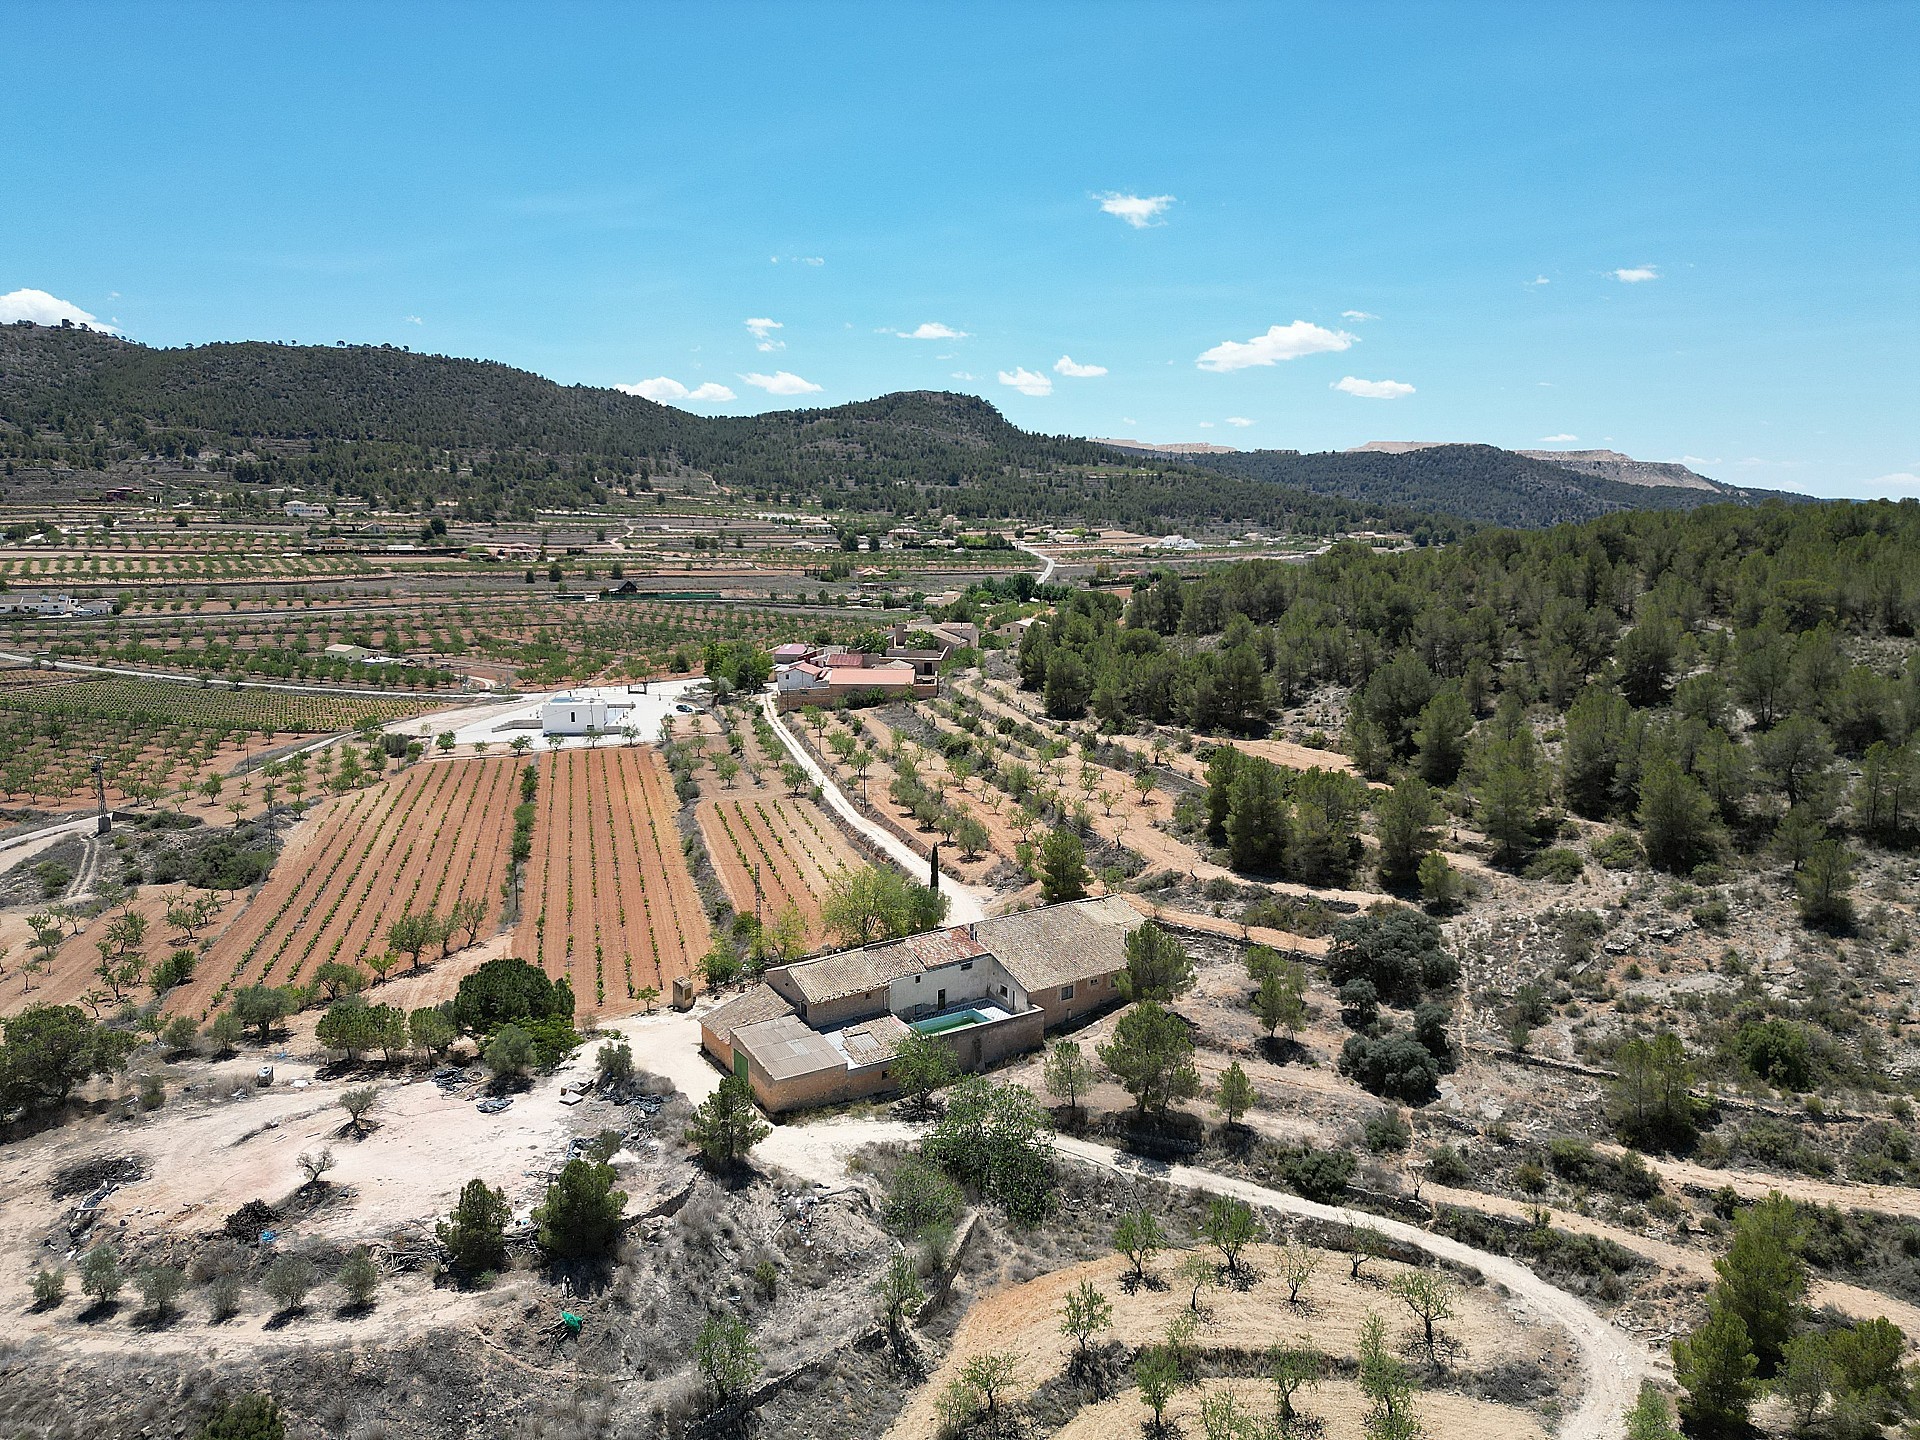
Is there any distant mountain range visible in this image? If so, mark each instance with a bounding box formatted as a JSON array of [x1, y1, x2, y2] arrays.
[[0, 323, 1798, 533], [1347, 439, 1723, 493]]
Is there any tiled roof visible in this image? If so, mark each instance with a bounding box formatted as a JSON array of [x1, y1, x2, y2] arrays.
[[973, 894, 1141, 992], [701, 983, 794, 1046], [780, 925, 986, 1007]]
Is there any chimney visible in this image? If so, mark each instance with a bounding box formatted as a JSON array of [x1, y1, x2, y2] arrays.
[[891, 621, 906, 647]]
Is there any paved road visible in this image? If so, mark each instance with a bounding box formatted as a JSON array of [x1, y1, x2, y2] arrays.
[[756, 693, 991, 924], [1012, 539, 1057, 584]]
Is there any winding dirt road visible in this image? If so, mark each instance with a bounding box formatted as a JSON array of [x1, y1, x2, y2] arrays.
[[746, 1108, 1653, 1438]]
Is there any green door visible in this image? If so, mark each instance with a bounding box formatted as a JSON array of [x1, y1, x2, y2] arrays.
[[733, 1049, 750, 1081]]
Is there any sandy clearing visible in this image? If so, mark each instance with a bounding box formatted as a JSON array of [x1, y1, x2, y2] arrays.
[[1055, 1376, 1546, 1440]]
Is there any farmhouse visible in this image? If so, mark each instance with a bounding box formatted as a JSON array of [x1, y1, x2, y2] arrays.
[[700, 895, 1142, 1113], [540, 692, 637, 735]]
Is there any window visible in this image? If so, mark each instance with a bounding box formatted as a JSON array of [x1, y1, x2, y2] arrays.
[[1059, 984, 1075, 1001], [998, 984, 1008, 998], [960, 960, 973, 971]]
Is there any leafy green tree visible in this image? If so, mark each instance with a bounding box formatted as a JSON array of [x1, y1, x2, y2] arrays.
[[694, 1314, 760, 1405], [1621, 1380, 1680, 1440], [1357, 1310, 1420, 1440], [230, 985, 297, 1044], [1042, 1038, 1096, 1113], [1796, 839, 1856, 930], [1252, 959, 1307, 1041], [336, 1248, 379, 1308], [874, 1250, 924, 1348], [1672, 1300, 1758, 1439], [1560, 686, 1633, 818], [1113, 1205, 1165, 1282], [1713, 1192, 1805, 1374], [881, 1158, 963, 1239], [820, 864, 949, 947], [1099, 1000, 1200, 1118], [533, 1158, 626, 1259], [437, 1178, 511, 1275], [1116, 921, 1195, 1003], [1038, 826, 1090, 904], [1637, 759, 1718, 874], [1201, 1194, 1258, 1276], [408, 1006, 456, 1056], [1417, 851, 1462, 911], [686, 1074, 771, 1169], [1411, 684, 1473, 786], [483, 1023, 535, 1078], [920, 1078, 1055, 1223], [1616, 615, 1680, 707], [1134, 1344, 1182, 1432], [1387, 1270, 1456, 1362], [262, 1255, 316, 1314], [1270, 1341, 1324, 1434], [1609, 1029, 1699, 1150], [1060, 1278, 1113, 1357], [890, 1028, 959, 1110], [1373, 774, 1438, 891], [1213, 1060, 1256, 1128], [0, 1003, 138, 1112], [80, 1244, 122, 1304], [385, 911, 443, 972]]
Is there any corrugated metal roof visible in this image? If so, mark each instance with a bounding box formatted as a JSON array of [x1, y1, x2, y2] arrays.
[[731, 1013, 845, 1082]]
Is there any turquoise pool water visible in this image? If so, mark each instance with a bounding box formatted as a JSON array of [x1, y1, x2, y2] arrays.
[[910, 1009, 989, 1035]]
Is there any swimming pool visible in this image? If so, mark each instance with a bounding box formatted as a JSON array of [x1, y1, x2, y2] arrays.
[[909, 1009, 989, 1035]]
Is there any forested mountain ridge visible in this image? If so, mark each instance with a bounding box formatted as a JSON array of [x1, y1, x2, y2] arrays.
[[0, 323, 1775, 533], [1176, 444, 1787, 529], [0, 324, 1432, 532]]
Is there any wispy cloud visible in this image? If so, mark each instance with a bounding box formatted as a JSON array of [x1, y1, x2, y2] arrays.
[[1539, 433, 1578, 443], [770, 256, 825, 266], [0, 287, 117, 333], [1054, 355, 1107, 378], [745, 317, 784, 352], [1340, 310, 1379, 322], [403, 315, 424, 326], [1225, 417, 1254, 428], [1611, 265, 1659, 283], [1333, 376, 1415, 400], [950, 371, 976, 382], [898, 322, 967, 340], [1525, 275, 1550, 287], [741, 370, 823, 396], [1196, 321, 1354, 372], [997, 367, 1053, 397], [1095, 192, 1174, 229], [615, 377, 736, 404], [1198, 422, 1215, 429]]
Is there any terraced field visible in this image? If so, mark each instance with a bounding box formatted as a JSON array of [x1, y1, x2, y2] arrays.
[[515, 746, 710, 1014], [697, 792, 860, 951]]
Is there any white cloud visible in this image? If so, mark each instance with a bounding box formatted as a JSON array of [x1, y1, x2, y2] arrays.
[[897, 321, 968, 340], [1225, 417, 1254, 427], [403, 315, 423, 325], [741, 370, 823, 396], [950, 371, 976, 381], [1198, 422, 1215, 429], [1095, 192, 1174, 228], [1120, 417, 1138, 426], [1611, 265, 1659, 283], [1196, 321, 1355, 372], [1341, 310, 1379, 322], [1054, 355, 1107, 378], [997, 367, 1053, 397], [1333, 376, 1415, 400], [0, 287, 116, 332], [770, 255, 825, 266], [1525, 275, 1551, 287], [1539, 433, 1578, 443], [615, 377, 736, 404], [745, 317, 784, 352]]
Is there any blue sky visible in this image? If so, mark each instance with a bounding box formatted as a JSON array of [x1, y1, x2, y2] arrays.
[[3, 2, 1915, 497]]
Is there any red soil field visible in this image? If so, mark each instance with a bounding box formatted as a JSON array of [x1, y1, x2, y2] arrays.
[[696, 793, 861, 952], [173, 756, 520, 1017], [515, 746, 710, 1017]]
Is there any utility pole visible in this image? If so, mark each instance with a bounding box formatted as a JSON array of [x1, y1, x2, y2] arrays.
[[90, 753, 110, 835]]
